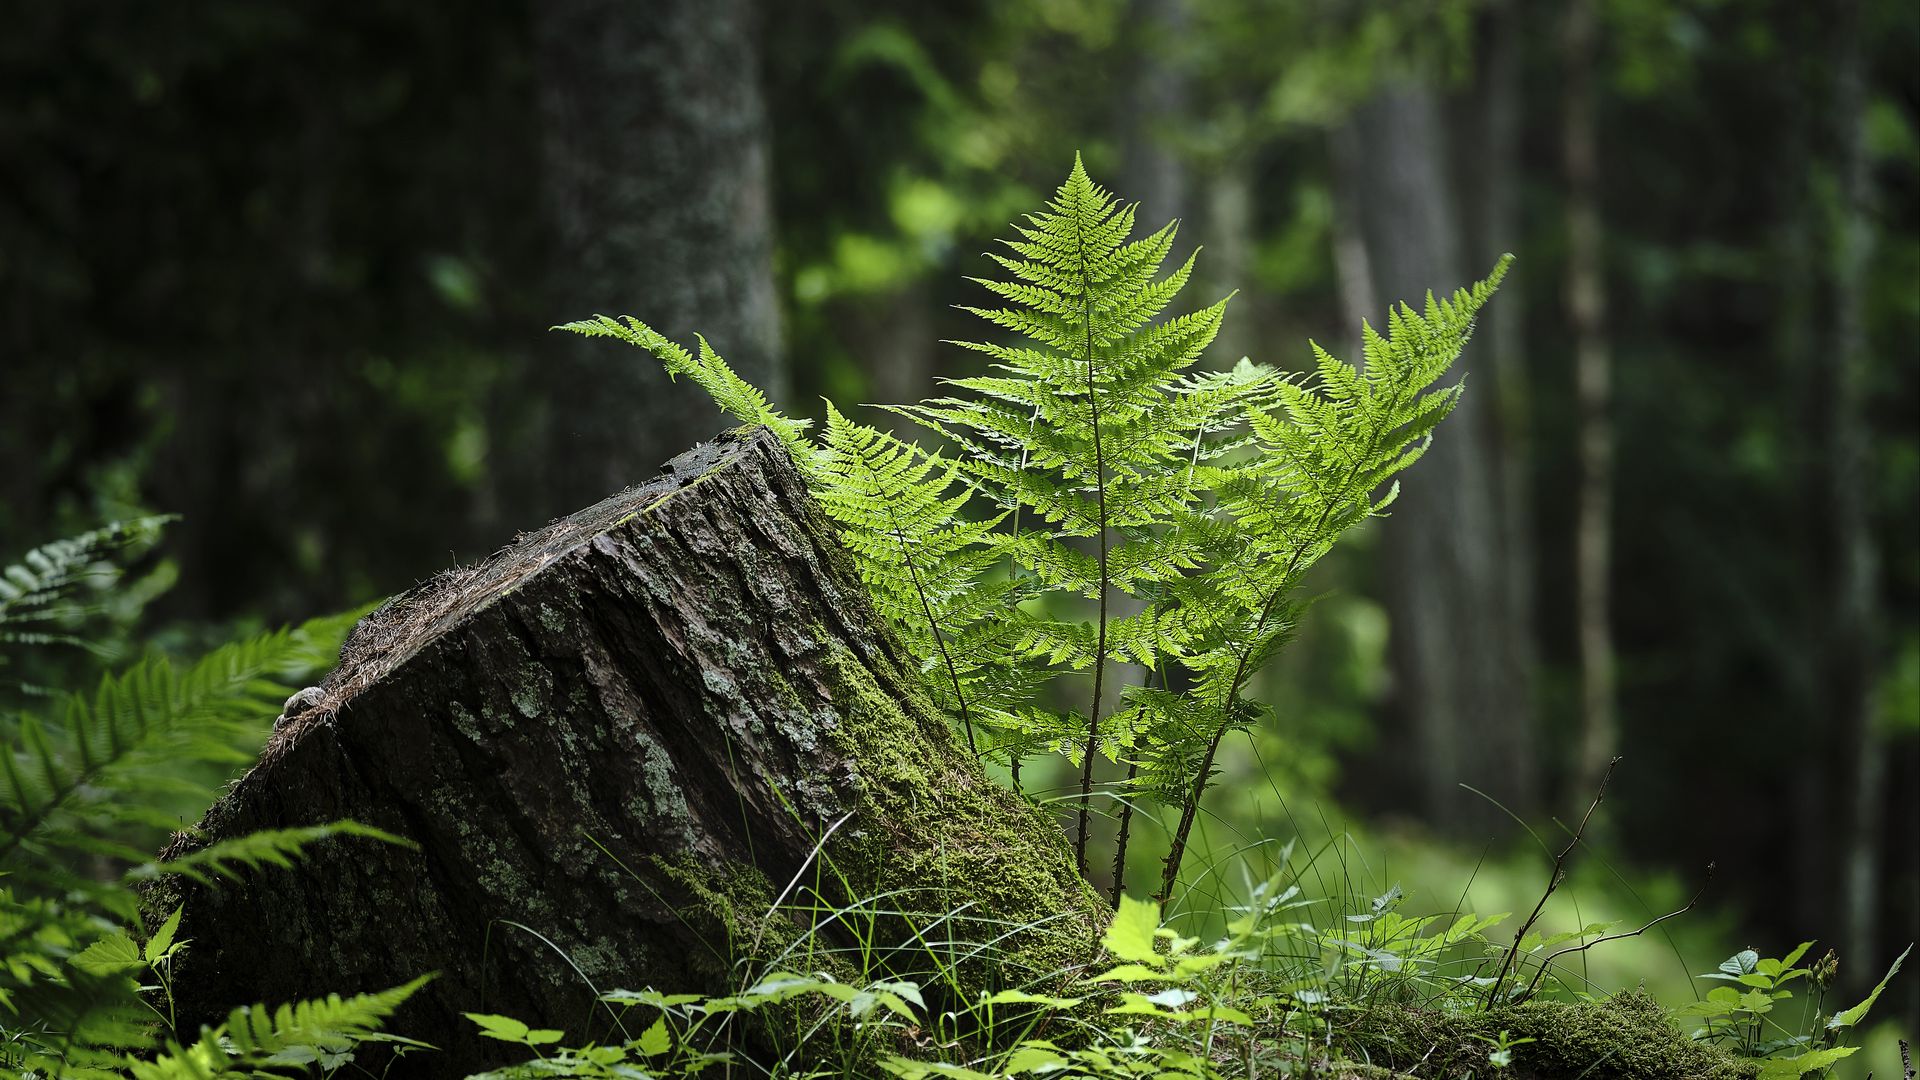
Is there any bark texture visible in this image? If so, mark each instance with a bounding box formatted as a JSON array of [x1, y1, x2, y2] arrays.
[[156, 430, 1101, 1077]]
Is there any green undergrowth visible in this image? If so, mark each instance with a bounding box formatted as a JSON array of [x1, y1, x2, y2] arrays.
[[438, 821, 1906, 1079]]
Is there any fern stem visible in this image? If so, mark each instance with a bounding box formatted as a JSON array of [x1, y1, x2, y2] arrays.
[[1073, 206, 1112, 880], [1157, 390, 1403, 908], [874, 478, 978, 757], [1108, 759, 1138, 907], [1007, 397, 1042, 795]]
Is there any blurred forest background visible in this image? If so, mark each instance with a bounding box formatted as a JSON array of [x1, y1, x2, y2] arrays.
[[3, 0, 1917, 1060]]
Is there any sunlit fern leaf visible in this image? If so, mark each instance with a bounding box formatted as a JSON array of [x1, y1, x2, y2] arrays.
[[553, 315, 816, 466], [815, 402, 1034, 755], [123, 975, 433, 1080], [0, 609, 359, 880], [895, 156, 1267, 676]]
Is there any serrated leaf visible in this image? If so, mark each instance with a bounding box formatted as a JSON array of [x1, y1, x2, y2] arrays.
[[1102, 894, 1163, 966], [145, 904, 183, 962], [71, 933, 142, 976]]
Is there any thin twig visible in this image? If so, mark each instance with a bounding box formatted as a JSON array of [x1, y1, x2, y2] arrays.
[[1516, 863, 1714, 1002], [1484, 756, 1619, 1008]]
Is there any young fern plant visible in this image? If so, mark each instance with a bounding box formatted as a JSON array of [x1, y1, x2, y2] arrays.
[[560, 157, 1508, 911], [1140, 267, 1510, 905], [893, 157, 1263, 881], [0, 523, 422, 1076]]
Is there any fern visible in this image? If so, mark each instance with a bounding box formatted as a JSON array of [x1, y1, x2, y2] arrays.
[[131, 821, 416, 888], [123, 975, 432, 1079], [553, 315, 816, 462], [814, 404, 1028, 756], [893, 155, 1270, 876], [0, 611, 359, 895], [0, 560, 409, 1077], [564, 157, 1507, 908], [0, 517, 173, 699], [1146, 259, 1511, 903]]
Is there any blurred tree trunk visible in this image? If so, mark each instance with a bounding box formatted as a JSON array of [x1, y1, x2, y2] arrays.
[[850, 278, 935, 434], [1452, 0, 1539, 805], [1823, 0, 1888, 995], [1203, 158, 1255, 364], [1328, 125, 1377, 358], [1562, 0, 1618, 807], [1117, 0, 1191, 224], [529, 0, 784, 514], [1337, 78, 1538, 834]]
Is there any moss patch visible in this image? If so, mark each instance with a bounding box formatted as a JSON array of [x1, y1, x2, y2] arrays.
[[1341, 991, 1757, 1079], [648, 853, 820, 986], [808, 641, 1104, 993]]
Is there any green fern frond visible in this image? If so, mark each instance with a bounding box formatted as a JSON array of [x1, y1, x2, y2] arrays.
[[125, 975, 433, 1080], [0, 610, 357, 881], [0, 517, 172, 626], [553, 316, 816, 466], [816, 403, 1029, 755], [130, 821, 414, 887]]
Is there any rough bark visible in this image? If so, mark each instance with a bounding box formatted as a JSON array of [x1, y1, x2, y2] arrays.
[[155, 430, 1102, 1077], [531, 0, 785, 513], [1338, 81, 1539, 833]]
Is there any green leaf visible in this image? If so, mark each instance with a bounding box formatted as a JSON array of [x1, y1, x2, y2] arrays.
[[1756, 1046, 1858, 1078], [635, 1016, 671, 1057], [145, 904, 183, 962], [1102, 894, 1163, 966], [71, 933, 143, 976], [979, 989, 1085, 1009], [1828, 942, 1911, 1030], [464, 1013, 530, 1043]]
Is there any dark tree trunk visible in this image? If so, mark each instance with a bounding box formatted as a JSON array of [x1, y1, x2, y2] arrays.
[[155, 431, 1101, 1078], [1452, 0, 1540, 807], [1561, 0, 1618, 809], [848, 277, 937, 438], [1337, 81, 1539, 833], [1822, 0, 1889, 997], [530, 0, 785, 514]]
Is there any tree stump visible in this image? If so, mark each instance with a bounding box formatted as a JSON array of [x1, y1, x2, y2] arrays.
[[157, 429, 1101, 1076]]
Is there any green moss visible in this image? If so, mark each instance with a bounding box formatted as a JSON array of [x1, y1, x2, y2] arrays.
[[648, 854, 816, 984], [810, 641, 1103, 994], [1342, 991, 1758, 1079]]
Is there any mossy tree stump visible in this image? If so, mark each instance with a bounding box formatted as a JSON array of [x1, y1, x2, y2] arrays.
[[157, 429, 1102, 1076]]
